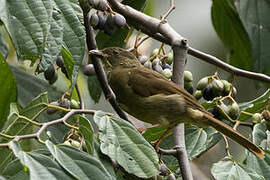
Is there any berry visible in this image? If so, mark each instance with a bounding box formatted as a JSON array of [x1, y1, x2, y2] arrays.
[[184, 81, 192, 89], [221, 80, 231, 95], [138, 55, 148, 64], [228, 102, 240, 120], [212, 79, 224, 97], [59, 98, 70, 109], [56, 56, 64, 68], [44, 64, 55, 80], [49, 72, 58, 85], [90, 13, 99, 27], [161, 69, 172, 79], [83, 64, 96, 76], [203, 85, 215, 101], [161, 63, 171, 70], [106, 13, 115, 28], [152, 58, 160, 66], [186, 85, 194, 95], [197, 77, 209, 90], [97, 13, 106, 30], [184, 70, 193, 82], [194, 90, 202, 100], [209, 106, 221, 119], [153, 64, 163, 73], [165, 52, 173, 65], [252, 113, 262, 123], [160, 163, 168, 176], [143, 61, 152, 69], [113, 13, 126, 28], [219, 103, 230, 119], [70, 99, 80, 109]]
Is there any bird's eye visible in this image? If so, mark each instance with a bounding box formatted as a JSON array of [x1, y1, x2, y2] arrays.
[[112, 49, 120, 55]]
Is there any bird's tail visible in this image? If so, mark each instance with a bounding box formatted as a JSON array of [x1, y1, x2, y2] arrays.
[[203, 113, 264, 158]]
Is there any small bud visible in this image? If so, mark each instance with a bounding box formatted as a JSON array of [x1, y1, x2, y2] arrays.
[[70, 99, 80, 109]]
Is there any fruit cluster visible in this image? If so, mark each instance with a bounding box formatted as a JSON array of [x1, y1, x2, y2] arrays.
[[89, 0, 126, 36], [194, 76, 236, 101], [138, 48, 194, 95], [43, 56, 68, 84]]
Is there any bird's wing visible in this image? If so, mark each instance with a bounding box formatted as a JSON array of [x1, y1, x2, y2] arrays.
[[128, 67, 207, 113]]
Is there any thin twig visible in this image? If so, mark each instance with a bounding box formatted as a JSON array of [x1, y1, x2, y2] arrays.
[[75, 83, 84, 110], [161, 0, 175, 21], [222, 134, 231, 157], [0, 109, 97, 147]]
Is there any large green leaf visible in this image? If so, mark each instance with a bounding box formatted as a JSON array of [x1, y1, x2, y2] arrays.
[[9, 141, 73, 180], [2, 159, 29, 180], [236, 1, 270, 75], [0, 0, 52, 62], [78, 115, 94, 154], [54, 0, 85, 91], [0, 54, 16, 129], [238, 89, 270, 121], [87, 75, 102, 103], [211, 0, 252, 70], [46, 140, 114, 180], [93, 111, 160, 178], [211, 157, 264, 180]]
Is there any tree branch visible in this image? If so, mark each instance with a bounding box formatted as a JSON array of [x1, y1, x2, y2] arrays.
[[108, 0, 270, 83], [80, 5, 130, 122]]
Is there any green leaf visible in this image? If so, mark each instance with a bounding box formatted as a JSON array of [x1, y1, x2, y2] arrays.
[[38, 7, 63, 72], [143, 125, 168, 142], [0, 54, 17, 129], [246, 152, 270, 178], [0, 31, 9, 59], [211, 0, 252, 70], [238, 89, 270, 121], [93, 111, 160, 178], [61, 46, 74, 80], [2, 159, 29, 180], [9, 141, 73, 180], [185, 126, 219, 160], [55, 0, 85, 92], [45, 140, 114, 180], [252, 123, 268, 149], [211, 157, 264, 180], [19, 92, 49, 120], [87, 76, 102, 103], [78, 115, 94, 154], [0, 0, 52, 62], [235, 1, 270, 75]]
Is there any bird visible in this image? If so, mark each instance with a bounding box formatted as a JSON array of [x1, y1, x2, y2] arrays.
[[90, 47, 264, 158]]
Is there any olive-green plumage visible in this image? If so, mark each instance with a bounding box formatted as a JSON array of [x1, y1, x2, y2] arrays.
[[94, 47, 264, 158]]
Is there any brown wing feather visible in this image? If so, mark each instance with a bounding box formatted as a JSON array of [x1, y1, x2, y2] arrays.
[[128, 67, 208, 114]]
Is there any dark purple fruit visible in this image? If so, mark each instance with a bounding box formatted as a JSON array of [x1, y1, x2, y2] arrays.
[[44, 64, 55, 80], [90, 13, 99, 27], [162, 63, 171, 70], [186, 85, 194, 95], [83, 64, 96, 76], [61, 67, 69, 78], [113, 13, 126, 28], [56, 56, 64, 68], [138, 55, 148, 64], [97, 13, 106, 30], [203, 85, 215, 101], [209, 106, 221, 119]]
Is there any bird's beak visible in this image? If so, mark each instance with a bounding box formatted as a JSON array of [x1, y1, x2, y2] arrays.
[[89, 49, 108, 58]]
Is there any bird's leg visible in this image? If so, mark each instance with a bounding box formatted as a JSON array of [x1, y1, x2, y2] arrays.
[[151, 126, 173, 152]]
